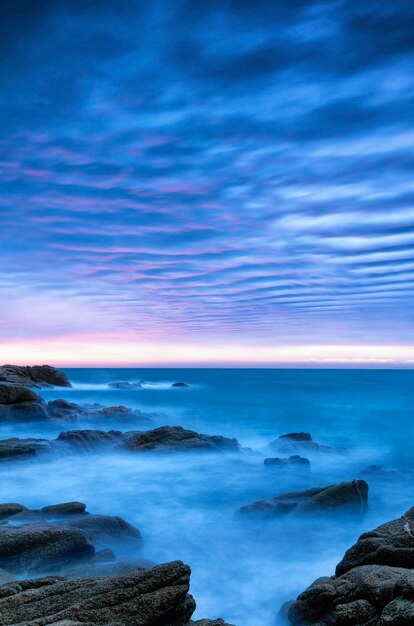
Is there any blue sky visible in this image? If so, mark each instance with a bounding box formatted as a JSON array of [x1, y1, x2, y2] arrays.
[[1, 0, 414, 364]]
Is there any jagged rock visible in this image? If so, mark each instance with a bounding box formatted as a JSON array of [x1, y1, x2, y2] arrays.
[[123, 426, 241, 452], [287, 564, 414, 625], [0, 561, 195, 625], [108, 381, 142, 389], [57, 430, 124, 452], [240, 480, 368, 516], [42, 502, 87, 517], [0, 503, 28, 519], [264, 455, 310, 468], [171, 382, 189, 388], [0, 437, 50, 459], [0, 364, 71, 387], [0, 525, 95, 573], [336, 505, 414, 576]]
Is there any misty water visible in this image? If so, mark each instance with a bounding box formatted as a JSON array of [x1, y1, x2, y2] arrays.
[[2, 368, 414, 625]]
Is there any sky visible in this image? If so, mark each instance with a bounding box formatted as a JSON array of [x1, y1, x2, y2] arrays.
[[1, 0, 414, 366]]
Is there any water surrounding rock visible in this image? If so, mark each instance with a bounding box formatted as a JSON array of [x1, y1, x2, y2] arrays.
[[0, 364, 71, 387], [269, 431, 347, 456], [240, 479, 368, 516], [171, 382, 189, 388], [278, 432, 312, 441]]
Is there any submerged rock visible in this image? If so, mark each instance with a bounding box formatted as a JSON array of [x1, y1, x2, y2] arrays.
[[56, 429, 124, 452], [0, 364, 71, 388], [0, 503, 28, 519], [264, 455, 310, 468], [0, 437, 51, 459], [240, 480, 368, 516], [0, 561, 195, 625], [123, 426, 241, 452], [269, 431, 347, 456], [171, 382, 189, 388], [108, 381, 142, 389]]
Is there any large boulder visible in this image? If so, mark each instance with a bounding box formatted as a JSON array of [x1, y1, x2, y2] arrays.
[[0, 561, 195, 625], [240, 480, 368, 516], [0, 364, 71, 387], [0, 382, 42, 405], [287, 564, 414, 625], [0, 382, 49, 422], [336, 505, 414, 576], [286, 506, 414, 625], [123, 426, 241, 452]]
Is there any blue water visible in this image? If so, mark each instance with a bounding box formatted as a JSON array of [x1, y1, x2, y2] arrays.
[[2, 368, 414, 625]]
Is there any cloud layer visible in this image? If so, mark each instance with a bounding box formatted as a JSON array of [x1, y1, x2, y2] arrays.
[[1, 0, 414, 361]]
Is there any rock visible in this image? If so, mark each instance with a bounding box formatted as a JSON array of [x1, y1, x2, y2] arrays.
[[42, 502, 87, 517], [0, 437, 50, 460], [171, 382, 189, 388], [62, 514, 142, 548], [0, 560, 195, 625], [48, 400, 150, 424], [108, 381, 142, 389], [336, 505, 414, 576], [61, 556, 155, 579], [279, 432, 312, 441], [0, 525, 95, 573], [264, 455, 310, 468], [269, 433, 347, 456], [0, 503, 28, 519], [0, 382, 43, 405], [191, 621, 235, 625], [240, 480, 368, 516], [0, 364, 71, 387], [287, 564, 414, 625], [123, 426, 241, 453], [57, 429, 124, 452]]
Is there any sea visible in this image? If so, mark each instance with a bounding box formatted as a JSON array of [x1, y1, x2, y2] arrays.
[[2, 368, 414, 626]]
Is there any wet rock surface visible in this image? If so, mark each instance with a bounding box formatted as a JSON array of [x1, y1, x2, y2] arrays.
[[286, 506, 414, 625], [123, 426, 241, 452], [0, 364, 71, 388], [240, 479, 368, 516]]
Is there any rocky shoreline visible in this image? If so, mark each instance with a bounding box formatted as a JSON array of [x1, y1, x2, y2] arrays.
[[0, 364, 412, 625]]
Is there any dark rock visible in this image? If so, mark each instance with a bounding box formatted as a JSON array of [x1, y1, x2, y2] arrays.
[[48, 400, 150, 424], [0, 437, 50, 460], [62, 514, 142, 548], [123, 426, 240, 453], [171, 382, 189, 388], [0, 503, 28, 520], [0, 382, 43, 405], [287, 564, 414, 625], [108, 381, 142, 389], [42, 502, 87, 517], [191, 621, 235, 625], [57, 429, 124, 452], [0, 560, 195, 625], [0, 364, 71, 387], [279, 432, 312, 441], [336, 505, 414, 576], [0, 525, 95, 573], [264, 455, 310, 468], [240, 480, 368, 516]]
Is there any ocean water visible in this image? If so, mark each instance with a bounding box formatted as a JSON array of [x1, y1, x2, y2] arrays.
[[2, 368, 414, 625]]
